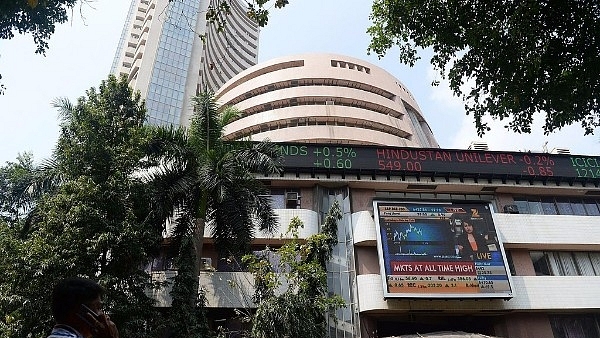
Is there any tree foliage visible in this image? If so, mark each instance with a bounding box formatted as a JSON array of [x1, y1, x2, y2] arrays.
[[0, 0, 80, 93], [0, 0, 78, 54], [367, 0, 600, 135], [0, 153, 36, 222], [0, 75, 164, 338], [246, 0, 289, 27], [144, 91, 282, 336], [146, 91, 282, 258], [243, 201, 345, 338]]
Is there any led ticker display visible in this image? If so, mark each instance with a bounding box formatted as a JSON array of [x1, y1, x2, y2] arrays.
[[276, 143, 600, 180], [373, 201, 513, 298]]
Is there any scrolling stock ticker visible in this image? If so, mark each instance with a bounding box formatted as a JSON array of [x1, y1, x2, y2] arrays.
[[277, 143, 600, 179]]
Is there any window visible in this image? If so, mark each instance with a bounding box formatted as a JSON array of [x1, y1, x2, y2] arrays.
[[531, 251, 600, 276], [513, 197, 600, 216], [528, 200, 543, 214], [550, 314, 600, 338], [555, 198, 574, 215], [584, 200, 600, 215], [505, 251, 517, 276], [531, 251, 553, 276], [269, 188, 300, 209], [571, 200, 587, 215], [541, 197, 558, 215], [514, 200, 530, 214]]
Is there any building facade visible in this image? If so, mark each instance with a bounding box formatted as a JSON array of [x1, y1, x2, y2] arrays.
[[216, 53, 438, 148], [111, 0, 259, 126], [150, 54, 600, 338]]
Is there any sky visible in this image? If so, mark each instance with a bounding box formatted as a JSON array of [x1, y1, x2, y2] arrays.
[[0, 0, 598, 165]]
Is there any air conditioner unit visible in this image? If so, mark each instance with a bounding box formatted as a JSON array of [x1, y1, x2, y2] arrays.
[[550, 147, 571, 154], [503, 204, 520, 214], [200, 257, 213, 271], [325, 100, 335, 105], [468, 141, 489, 151], [285, 192, 300, 209], [286, 192, 299, 201]]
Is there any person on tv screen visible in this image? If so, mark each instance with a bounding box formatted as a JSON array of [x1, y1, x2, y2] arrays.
[[456, 219, 489, 260]]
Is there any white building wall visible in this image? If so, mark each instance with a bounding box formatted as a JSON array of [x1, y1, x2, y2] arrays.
[[216, 53, 439, 148], [356, 274, 600, 312]]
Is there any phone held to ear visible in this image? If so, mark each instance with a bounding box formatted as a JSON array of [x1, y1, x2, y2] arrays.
[[77, 304, 101, 331]]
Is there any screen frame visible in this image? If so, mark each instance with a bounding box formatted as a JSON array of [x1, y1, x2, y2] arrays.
[[373, 200, 514, 299]]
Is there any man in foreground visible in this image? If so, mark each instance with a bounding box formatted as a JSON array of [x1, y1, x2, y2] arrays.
[[47, 277, 119, 338]]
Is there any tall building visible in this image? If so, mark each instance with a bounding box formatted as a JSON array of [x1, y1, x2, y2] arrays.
[[150, 54, 600, 338], [111, 0, 259, 126]]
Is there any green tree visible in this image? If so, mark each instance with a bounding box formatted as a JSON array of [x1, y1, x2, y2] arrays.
[[0, 153, 36, 222], [243, 201, 345, 338], [0, 0, 78, 54], [367, 0, 600, 135], [0, 0, 80, 94], [0, 75, 164, 338], [145, 91, 282, 337]]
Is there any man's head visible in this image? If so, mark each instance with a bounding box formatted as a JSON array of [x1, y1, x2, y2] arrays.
[[51, 277, 105, 325]]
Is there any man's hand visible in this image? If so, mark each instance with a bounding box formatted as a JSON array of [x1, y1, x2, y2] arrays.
[[86, 312, 119, 338]]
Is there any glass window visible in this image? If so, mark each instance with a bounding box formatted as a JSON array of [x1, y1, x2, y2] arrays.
[[589, 253, 600, 275], [571, 199, 587, 216], [528, 200, 543, 214], [505, 251, 516, 276], [531, 251, 600, 276], [514, 199, 530, 214], [550, 314, 600, 338], [531, 251, 552, 276], [574, 252, 596, 276], [541, 198, 558, 215], [511, 197, 600, 216], [584, 200, 600, 216], [556, 198, 574, 215], [556, 252, 578, 276]]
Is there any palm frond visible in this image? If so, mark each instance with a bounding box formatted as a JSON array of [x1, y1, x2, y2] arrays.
[[233, 140, 282, 175], [218, 105, 241, 126], [31, 156, 64, 194], [189, 91, 221, 151], [51, 97, 75, 122], [144, 125, 191, 164]]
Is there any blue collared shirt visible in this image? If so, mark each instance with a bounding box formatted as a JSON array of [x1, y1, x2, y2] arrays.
[[47, 325, 85, 338]]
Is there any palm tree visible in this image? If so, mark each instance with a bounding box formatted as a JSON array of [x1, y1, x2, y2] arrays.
[[145, 91, 282, 337]]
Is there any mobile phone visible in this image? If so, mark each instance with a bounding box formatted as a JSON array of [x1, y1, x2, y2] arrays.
[[77, 304, 102, 331]]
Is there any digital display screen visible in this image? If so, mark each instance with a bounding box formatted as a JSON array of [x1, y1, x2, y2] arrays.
[[276, 143, 600, 180], [373, 201, 513, 298]]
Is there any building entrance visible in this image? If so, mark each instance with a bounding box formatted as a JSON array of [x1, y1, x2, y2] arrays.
[[376, 315, 497, 337]]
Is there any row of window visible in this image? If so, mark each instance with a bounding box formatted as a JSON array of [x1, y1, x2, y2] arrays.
[[550, 314, 600, 338], [228, 116, 410, 143], [513, 197, 600, 216], [531, 251, 600, 276], [330, 59, 371, 74], [151, 249, 600, 278]]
